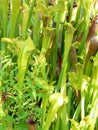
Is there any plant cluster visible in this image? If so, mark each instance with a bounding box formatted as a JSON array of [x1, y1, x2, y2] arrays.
[[0, 0, 98, 130]]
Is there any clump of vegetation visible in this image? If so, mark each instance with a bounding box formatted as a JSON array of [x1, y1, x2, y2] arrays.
[[0, 0, 98, 130]]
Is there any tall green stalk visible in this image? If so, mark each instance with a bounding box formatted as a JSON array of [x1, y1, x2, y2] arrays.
[[0, 0, 8, 55], [67, 0, 74, 22], [22, 0, 36, 40], [42, 93, 64, 130], [22, 3, 30, 40], [51, 0, 67, 80], [89, 53, 98, 128], [0, 0, 8, 36], [81, 79, 86, 120], [78, 0, 93, 55], [33, 4, 41, 47], [57, 24, 75, 130], [9, 0, 21, 38]]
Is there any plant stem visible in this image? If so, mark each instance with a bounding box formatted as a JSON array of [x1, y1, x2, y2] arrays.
[[9, 0, 21, 38], [57, 25, 74, 130], [40, 98, 48, 127], [81, 79, 86, 120], [73, 102, 81, 120], [22, 3, 30, 40], [33, 9, 41, 47], [67, 87, 73, 129], [0, 0, 8, 55], [51, 0, 67, 80]]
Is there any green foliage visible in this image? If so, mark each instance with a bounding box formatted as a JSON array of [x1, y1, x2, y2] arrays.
[[0, 0, 98, 130]]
